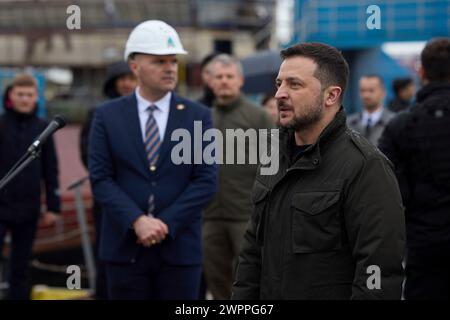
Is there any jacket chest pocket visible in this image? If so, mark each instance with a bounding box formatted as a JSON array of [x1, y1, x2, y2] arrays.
[[291, 191, 342, 253], [252, 180, 270, 246]]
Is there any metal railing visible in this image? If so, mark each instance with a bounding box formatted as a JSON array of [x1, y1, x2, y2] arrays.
[[67, 176, 96, 293]]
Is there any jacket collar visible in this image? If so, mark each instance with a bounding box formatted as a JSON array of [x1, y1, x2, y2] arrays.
[[213, 94, 244, 113], [279, 107, 347, 170], [416, 82, 450, 103], [4, 106, 37, 121], [351, 107, 391, 127]]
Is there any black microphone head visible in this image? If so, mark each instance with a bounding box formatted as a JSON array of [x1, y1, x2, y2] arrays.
[[54, 115, 67, 128]]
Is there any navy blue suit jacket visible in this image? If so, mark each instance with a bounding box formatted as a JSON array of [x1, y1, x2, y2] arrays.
[[89, 92, 217, 264]]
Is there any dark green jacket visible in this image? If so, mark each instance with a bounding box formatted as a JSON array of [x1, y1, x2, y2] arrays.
[[232, 108, 405, 299], [204, 94, 274, 221]]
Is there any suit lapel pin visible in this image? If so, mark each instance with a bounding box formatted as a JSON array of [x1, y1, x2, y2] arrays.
[[176, 104, 185, 110]]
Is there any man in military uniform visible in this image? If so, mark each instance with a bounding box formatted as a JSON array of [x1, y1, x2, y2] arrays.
[[379, 38, 450, 300], [232, 42, 405, 300]]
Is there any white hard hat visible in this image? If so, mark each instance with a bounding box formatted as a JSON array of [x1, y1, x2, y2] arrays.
[[124, 20, 187, 60]]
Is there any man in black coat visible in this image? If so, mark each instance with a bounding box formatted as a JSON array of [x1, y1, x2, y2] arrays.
[[232, 43, 405, 300], [0, 74, 60, 300], [379, 38, 450, 300]]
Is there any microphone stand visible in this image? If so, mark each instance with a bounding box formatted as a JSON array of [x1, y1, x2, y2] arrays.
[[0, 148, 42, 192]]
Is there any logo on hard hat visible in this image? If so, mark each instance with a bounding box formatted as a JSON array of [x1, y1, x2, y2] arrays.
[[167, 37, 176, 48]]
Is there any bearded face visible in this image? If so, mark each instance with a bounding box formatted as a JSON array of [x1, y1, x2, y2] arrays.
[[275, 56, 325, 131]]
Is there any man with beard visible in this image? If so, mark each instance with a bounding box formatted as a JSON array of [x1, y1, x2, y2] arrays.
[[347, 75, 395, 146], [231, 42, 405, 300]]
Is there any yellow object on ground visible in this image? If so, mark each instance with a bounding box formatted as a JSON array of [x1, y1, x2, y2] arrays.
[[31, 285, 91, 300]]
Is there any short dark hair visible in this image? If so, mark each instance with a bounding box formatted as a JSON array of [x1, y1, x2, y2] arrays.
[[421, 38, 450, 82], [280, 42, 349, 100], [200, 52, 220, 70], [392, 77, 413, 95], [261, 94, 275, 106], [361, 74, 385, 89]]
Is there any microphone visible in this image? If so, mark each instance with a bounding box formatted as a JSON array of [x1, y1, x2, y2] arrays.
[[28, 115, 66, 154]]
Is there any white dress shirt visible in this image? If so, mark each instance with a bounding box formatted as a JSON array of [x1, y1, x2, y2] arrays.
[[362, 107, 383, 127], [135, 87, 171, 142]]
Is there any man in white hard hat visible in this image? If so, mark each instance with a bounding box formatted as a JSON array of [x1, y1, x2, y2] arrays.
[[89, 20, 217, 299]]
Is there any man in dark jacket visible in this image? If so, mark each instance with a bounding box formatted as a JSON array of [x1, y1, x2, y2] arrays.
[[79, 61, 136, 299], [80, 61, 137, 167], [379, 38, 450, 300], [0, 74, 60, 300], [197, 52, 218, 108], [232, 43, 405, 300], [387, 77, 415, 113]]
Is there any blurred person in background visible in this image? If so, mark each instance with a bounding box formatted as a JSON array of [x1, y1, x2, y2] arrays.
[[89, 20, 217, 300], [347, 74, 395, 145], [79, 61, 136, 300], [388, 77, 415, 113], [0, 74, 60, 300], [203, 54, 274, 300], [196, 52, 220, 300], [197, 52, 219, 108], [196, 52, 219, 299], [262, 94, 278, 124], [80, 61, 137, 167], [379, 38, 450, 300]]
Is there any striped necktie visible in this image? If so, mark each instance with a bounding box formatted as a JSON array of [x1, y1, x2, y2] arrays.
[[365, 116, 372, 137], [145, 104, 161, 167], [145, 105, 161, 217]]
